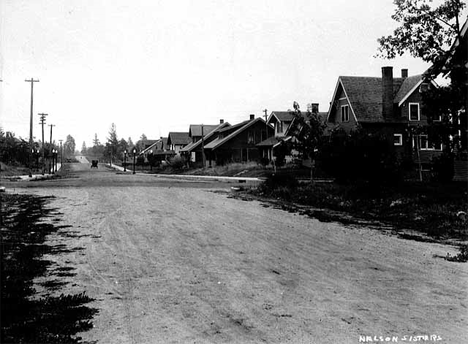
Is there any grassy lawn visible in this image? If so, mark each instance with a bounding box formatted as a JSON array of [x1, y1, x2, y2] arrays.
[[251, 175, 468, 240], [1, 193, 97, 343]]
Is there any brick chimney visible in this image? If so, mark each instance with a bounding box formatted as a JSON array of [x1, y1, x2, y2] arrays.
[[382, 66, 394, 120], [311, 103, 319, 114], [401, 69, 408, 78], [220, 119, 224, 124], [250, 114, 255, 120]]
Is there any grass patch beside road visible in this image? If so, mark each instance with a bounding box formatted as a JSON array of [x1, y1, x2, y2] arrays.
[[1, 193, 97, 344], [251, 175, 468, 241]]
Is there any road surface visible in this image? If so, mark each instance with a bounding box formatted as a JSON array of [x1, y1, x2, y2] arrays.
[[6, 158, 468, 343]]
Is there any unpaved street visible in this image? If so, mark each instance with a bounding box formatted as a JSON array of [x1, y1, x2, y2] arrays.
[[7, 160, 468, 343]]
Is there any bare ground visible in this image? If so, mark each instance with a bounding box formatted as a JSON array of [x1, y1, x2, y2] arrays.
[[5, 158, 468, 343]]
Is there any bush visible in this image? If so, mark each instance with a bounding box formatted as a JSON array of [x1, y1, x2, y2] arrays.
[[320, 129, 402, 184], [259, 157, 270, 167], [431, 152, 454, 182], [170, 155, 186, 170], [258, 173, 298, 194], [136, 156, 145, 166]]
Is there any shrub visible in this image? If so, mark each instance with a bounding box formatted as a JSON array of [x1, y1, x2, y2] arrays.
[[136, 156, 145, 166], [258, 173, 298, 194], [431, 152, 454, 182], [170, 155, 186, 170], [259, 157, 270, 167], [320, 129, 402, 184]]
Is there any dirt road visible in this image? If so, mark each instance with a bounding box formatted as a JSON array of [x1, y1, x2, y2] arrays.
[[7, 160, 468, 343]]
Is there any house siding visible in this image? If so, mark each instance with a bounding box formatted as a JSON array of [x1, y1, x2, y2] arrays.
[[208, 121, 273, 166], [329, 89, 358, 131]]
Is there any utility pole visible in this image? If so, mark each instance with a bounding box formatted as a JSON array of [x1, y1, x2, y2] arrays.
[[59, 139, 63, 166], [48, 124, 55, 174], [25, 78, 40, 177], [263, 109, 269, 161], [38, 113, 48, 175]]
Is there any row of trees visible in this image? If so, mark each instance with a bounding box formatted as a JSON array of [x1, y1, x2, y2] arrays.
[[1, 127, 77, 167], [81, 123, 149, 164]]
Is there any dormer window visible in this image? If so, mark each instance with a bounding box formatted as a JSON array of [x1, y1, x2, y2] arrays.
[[341, 105, 349, 122], [409, 103, 420, 121]]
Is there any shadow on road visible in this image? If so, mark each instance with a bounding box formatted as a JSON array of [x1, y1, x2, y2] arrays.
[[1, 193, 98, 344]]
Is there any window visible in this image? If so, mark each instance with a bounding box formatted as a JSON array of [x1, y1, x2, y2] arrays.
[[414, 135, 442, 151], [393, 134, 403, 146], [248, 131, 254, 144], [409, 103, 420, 121], [276, 122, 283, 133], [341, 105, 349, 122]]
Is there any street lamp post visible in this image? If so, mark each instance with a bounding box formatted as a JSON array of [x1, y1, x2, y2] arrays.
[[124, 149, 127, 172], [132, 148, 136, 174], [53, 149, 58, 172], [51, 149, 55, 174], [31, 148, 36, 172], [35, 149, 39, 170], [149, 150, 153, 171]]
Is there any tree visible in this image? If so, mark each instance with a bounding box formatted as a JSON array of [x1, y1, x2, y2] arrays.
[[320, 128, 402, 185], [377, 0, 467, 177], [63, 135, 76, 158], [81, 141, 87, 154], [106, 123, 119, 165], [128, 137, 134, 147], [93, 133, 100, 147], [140, 133, 148, 141], [376, 0, 465, 63], [287, 102, 326, 181]]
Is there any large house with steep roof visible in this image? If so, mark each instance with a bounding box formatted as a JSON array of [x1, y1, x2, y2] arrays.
[[326, 66, 441, 166]]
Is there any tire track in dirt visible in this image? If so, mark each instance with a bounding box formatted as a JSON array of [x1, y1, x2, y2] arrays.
[[12, 168, 468, 343]]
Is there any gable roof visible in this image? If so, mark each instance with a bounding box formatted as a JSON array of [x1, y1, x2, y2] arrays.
[[139, 138, 167, 155], [189, 124, 218, 137], [205, 117, 267, 150], [180, 122, 230, 153], [268, 111, 295, 124], [327, 73, 428, 123], [167, 132, 190, 146], [394, 74, 423, 105]]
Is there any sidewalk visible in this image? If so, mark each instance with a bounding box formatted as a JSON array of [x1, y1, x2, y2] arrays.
[[106, 163, 263, 185], [2, 164, 62, 181]]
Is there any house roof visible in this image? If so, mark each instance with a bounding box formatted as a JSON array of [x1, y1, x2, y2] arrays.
[[268, 111, 295, 124], [139, 138, 167, 155], [167, 132, 190, 145], [189, 124, 218, 137], [327, 74, 426, 123], [394, 74, 423, 105], [205, 117, 266, 150], [256, 136, 283, 147], [180, 122, 230, 153]]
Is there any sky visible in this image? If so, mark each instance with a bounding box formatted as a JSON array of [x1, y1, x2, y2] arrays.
[[0, 0, 455, 148]]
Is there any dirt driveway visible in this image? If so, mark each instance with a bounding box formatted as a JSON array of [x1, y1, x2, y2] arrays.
[[7, 161, 468, 343]]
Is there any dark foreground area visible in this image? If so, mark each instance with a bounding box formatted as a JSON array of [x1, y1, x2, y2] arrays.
[[1, 193, 97, 344]]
